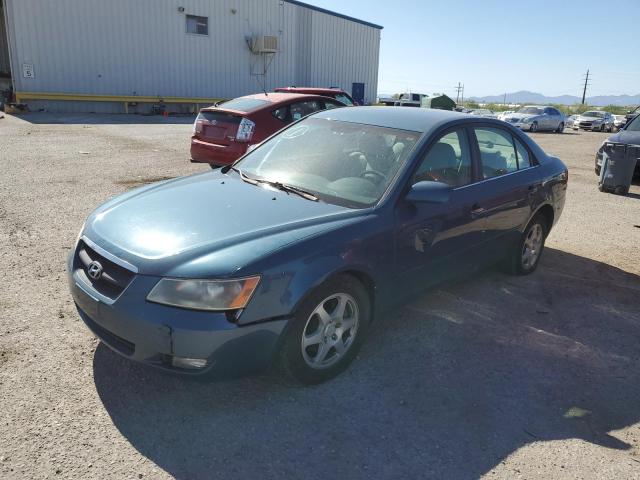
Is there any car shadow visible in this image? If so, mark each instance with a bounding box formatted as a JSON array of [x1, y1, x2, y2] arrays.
[[10, 112, 196, 125], [93, 248, 640, 479]]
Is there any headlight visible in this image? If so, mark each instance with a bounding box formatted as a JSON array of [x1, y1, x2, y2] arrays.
[[521, 117, 532, 124], [147, 276, 260, 311]]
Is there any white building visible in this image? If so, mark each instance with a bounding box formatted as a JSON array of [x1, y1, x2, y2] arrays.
[[0, 0, 382, 113]]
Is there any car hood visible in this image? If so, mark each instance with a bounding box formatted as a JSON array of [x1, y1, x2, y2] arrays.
[[84, 171, 362, 277], [607, 130, 640, 146]]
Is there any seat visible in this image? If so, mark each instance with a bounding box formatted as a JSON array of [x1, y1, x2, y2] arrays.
[[416, 142, 459, 184]]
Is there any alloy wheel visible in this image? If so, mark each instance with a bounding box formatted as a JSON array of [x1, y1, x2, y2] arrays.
[[301, 293, 359, 369], [531, 122, 538, 132], [522, 223, 544, 270]]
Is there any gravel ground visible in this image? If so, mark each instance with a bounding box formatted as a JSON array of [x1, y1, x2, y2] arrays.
[[0, 113, 639, 480]]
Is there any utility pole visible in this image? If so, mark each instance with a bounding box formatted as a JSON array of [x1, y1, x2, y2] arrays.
[[455, 82, 463, 103], [581, 69, 590, 105], [461, 84, 464, 105], [503, 93, 507, 105]]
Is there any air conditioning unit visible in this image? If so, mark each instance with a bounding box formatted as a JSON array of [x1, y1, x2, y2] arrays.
[[251, 35, 278, 54]]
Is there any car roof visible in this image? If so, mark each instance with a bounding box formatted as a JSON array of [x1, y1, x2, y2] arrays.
[[313, 106, 465, 133], [203, 92, 333, 113], [275, 87, 347, 95]]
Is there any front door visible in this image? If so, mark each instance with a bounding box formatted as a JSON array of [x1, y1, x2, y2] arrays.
[[351, 83, 365, 105], [395, 127, 486, 294]]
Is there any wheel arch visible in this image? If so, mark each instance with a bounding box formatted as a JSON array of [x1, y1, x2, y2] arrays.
[[530, 203, 555, 235]]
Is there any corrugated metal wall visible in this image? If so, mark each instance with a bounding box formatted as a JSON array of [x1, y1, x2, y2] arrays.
[[4, 0, 380, 113]]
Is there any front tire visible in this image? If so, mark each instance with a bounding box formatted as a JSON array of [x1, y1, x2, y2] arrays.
[[530, 122, 538, 132], [556, 122, 564, 133], [507, 214, 548, 275], [275, 275, 370, 385]]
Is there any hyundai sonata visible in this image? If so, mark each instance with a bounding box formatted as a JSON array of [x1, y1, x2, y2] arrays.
[[68, 107, 567, 384]]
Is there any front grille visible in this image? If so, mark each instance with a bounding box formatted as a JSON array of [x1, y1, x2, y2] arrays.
[[579, 122, 592, 128], [74, 240, 135, 299]]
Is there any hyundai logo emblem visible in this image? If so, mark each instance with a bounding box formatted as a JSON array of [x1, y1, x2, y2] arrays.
[[87, 260, 103, 280]]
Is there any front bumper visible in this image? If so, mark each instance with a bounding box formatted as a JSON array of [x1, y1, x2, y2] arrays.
[[68, 254, 288, 378], [512, 122, 533, 131]]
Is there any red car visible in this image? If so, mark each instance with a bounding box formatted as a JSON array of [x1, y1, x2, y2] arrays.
[[191, 93, 345, 167], [274, 87, 357, 106]]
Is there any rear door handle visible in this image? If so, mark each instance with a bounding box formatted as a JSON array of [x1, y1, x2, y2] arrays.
[[471, 203, 485, 215]]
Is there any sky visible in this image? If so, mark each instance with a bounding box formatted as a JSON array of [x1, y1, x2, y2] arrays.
[[307, 0, 640, 99]]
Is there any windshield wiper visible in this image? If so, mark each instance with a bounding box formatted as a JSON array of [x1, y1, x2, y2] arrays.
[[265, 181, 319, 202], [231, 167, 318, 201]]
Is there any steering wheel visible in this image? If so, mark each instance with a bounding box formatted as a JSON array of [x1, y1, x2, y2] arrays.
[[360, 169, 386, 183]]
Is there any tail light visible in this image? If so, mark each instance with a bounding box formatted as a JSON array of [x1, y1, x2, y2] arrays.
[[193, 112, 204, 135], [235, 117, 256, 142]]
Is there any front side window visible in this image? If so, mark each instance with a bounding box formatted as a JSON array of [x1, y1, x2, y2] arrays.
[[236, 118, 421, 208], [323, 101, 341, 110], [413, 129, 472, 187], [335, 94, 354, 106], [186, 15, 208, 35]]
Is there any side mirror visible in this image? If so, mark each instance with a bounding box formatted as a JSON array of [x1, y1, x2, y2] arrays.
[[405, 181, 452, 204]]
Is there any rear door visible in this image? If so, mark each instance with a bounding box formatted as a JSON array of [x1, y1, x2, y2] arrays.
[[470, 125, 542, 259]]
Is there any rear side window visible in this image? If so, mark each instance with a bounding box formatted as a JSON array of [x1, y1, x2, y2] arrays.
[[272, 106, 289, 122], [413, 129, 472, 187], [515, 138, 532, 168], [323, 101, 341, 110], [474, 127, 533, 178], [290, 100, 322, 121], [474, 128, 518, 178]]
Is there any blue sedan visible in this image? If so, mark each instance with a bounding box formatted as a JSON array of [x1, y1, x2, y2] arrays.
[[68, 107, 568, 384]]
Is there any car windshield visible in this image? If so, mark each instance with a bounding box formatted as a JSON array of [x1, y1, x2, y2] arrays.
[[626, 115, 640, 131], [218, 97, 270, 112], [583, 111, 604, 118], [517, 107, 543, 114], [235, 117, 421, 208]]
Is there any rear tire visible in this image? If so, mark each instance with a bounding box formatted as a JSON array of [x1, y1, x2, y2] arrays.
[[506, 214, 548, 276], [275, 275, 370, 385]]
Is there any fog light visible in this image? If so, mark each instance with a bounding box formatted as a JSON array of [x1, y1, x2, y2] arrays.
[[171, 356, 208, 370]]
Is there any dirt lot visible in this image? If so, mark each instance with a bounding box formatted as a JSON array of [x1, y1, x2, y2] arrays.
[[1, 113, 639, 479]]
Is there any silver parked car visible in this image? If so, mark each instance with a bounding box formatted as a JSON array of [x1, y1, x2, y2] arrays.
[[469, 108, 497, 119], [503, 106, 565, 132], [573, 111, 614, 132], [613, 115, 627, 131]]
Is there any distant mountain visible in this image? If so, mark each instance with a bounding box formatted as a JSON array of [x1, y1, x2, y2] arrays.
[[469, 90, 640, 107]]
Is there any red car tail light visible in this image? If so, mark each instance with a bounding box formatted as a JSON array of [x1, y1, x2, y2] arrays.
[[193, 113, 205, 135], [235, 117, 256, 143]]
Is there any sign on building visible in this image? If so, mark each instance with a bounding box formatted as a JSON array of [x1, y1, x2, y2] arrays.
[[22, 63, 35, 78]]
